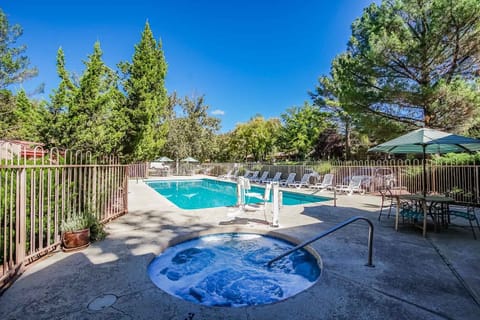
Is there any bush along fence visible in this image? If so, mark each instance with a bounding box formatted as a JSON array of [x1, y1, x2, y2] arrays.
[[0, 143, 128, 291], [132, 159, 480, 204]]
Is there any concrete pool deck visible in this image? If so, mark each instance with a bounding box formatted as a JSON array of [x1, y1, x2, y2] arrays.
[[1, 176, 479, 319]]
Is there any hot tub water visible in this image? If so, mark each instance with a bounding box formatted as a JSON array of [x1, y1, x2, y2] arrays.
[[147, 233, 321, 307]]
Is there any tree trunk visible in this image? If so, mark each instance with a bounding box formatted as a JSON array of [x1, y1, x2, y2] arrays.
[[344, 120, 351, 160]]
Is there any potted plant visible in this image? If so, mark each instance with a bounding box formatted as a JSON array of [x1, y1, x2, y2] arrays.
[[61, 211, 106, 252]]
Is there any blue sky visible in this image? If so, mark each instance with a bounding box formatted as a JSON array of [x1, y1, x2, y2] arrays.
[[2, 0, 374, 133]]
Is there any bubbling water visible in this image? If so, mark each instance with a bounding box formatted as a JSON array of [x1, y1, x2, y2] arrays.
[[147, 233, 321, 307]]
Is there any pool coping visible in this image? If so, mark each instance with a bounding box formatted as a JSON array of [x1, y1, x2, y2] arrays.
[[144, 177, 333, 210]]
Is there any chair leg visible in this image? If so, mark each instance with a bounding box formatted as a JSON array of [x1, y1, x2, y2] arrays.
[[387, 203, 393, 219], [468, 218, 477, 240], [475, 216, 480, 231], [470, 215, 480, 240], [378, 197, 385, 221]]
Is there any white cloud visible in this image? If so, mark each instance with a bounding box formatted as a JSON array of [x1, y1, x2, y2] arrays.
[[211, 109, 225, 116]]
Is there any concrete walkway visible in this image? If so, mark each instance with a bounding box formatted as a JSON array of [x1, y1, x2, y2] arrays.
[[1, 177, 479, 319]]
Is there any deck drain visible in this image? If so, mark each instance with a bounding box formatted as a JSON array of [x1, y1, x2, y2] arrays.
[[88, 294, 117, 311]]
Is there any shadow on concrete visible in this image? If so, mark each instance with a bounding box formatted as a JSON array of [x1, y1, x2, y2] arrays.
[[1, 190, 479, 320]]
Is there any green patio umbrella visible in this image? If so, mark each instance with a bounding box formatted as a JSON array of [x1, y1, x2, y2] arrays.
[[154, 156, 173, 162], [368, 128, 480, 195]]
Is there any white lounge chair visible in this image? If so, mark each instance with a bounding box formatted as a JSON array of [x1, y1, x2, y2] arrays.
[[280, 173, 296, 187], [252, 171, 269, 183], [247, 171, 260, 182], [150, 162, 170, 176], [239, 170, 251, 180], [220, 169, 233, 179], [336, 176, 365, 195], [310, 173, 334, 191], [262, 172, 281, 184], [290, 173, 311, 189]]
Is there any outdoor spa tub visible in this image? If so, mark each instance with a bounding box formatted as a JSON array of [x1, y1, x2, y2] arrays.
[[147, 232, 322, 307]]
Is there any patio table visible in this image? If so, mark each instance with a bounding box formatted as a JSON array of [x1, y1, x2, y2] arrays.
[[393, 194, 454, 237]]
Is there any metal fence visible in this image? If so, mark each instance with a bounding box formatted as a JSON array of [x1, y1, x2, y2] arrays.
[[0, 143, 128, 290], [137, 159, 480, 204], [128, 162, 149, 178], [328, 160, 480, 203]]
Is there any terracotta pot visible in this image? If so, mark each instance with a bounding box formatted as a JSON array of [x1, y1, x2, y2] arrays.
[[62, 228, 90, 251]]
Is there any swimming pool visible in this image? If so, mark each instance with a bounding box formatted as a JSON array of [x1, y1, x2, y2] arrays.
[[146, 179, 330, 210]]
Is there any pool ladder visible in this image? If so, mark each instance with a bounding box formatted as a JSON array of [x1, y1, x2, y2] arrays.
[[267, 216, 375, 267]]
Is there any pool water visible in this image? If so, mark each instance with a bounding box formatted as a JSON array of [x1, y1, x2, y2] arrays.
[[146, 179, 329, 210], [147, 233, 321, 307]]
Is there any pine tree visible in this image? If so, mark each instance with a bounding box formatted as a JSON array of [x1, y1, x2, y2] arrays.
[[0, 8, 37, 89], [120, 21, 168, 161], [316, 0, 480, 134], [64, 42, 126, 155], [0, 8, 38, 140], [41, 48, 74, 148], [14, 90, 41, 141]]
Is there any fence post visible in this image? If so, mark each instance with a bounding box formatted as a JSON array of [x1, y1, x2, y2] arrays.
[[15, 167, 27, 264], [124, 167, 129, 214], [93, 165, 97, 213], [333, 186, 337, 207]]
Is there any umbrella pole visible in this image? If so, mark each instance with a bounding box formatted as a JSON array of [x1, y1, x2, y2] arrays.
[[423, 145, 427, 197]]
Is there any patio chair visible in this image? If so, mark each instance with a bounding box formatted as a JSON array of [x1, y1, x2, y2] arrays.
[[290, 173, 312, 189], [280, 173, 296, 187], [448, 204, 480, 239], [398, 200, 424, 224], [335, 176, 365, 195], [309, 173, 333, 191], [219, 169, 233, 179], [252, 171, 269, 184], [262, 172, 281, 184], [239, 170, 252, 180], [378, 188, 396, 221], [247, 171, 260, 182]]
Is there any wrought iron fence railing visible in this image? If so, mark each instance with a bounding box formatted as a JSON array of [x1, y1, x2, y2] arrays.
[[0, 143, 128, 291], [133, 159, 480, 205]]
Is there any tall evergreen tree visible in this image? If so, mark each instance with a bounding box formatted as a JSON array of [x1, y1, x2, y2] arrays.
[[13, 89, 41, 141], [311, 76, 406, 159], [0, 8, 38, 140], [40, 48, 74, 147], [319, 0, 480, 134], [0, 89, 17, 138], [120, 21, 168, 161], [63, 42, 126, 155], [0, 8, 37, 89]]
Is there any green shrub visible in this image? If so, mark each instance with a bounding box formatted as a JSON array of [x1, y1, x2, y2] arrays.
[[433, 152, 480, 165], [311, 162, 332, 174]]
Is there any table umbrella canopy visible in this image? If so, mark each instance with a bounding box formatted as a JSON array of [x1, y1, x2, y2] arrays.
[[368, 128, 480, 154], [181, 156, 199, 163], [153, 156, 173, 162], [368, 128, 480, 196]]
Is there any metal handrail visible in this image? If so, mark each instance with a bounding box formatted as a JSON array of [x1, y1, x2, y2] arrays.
[[267, 216, 375, 267]]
